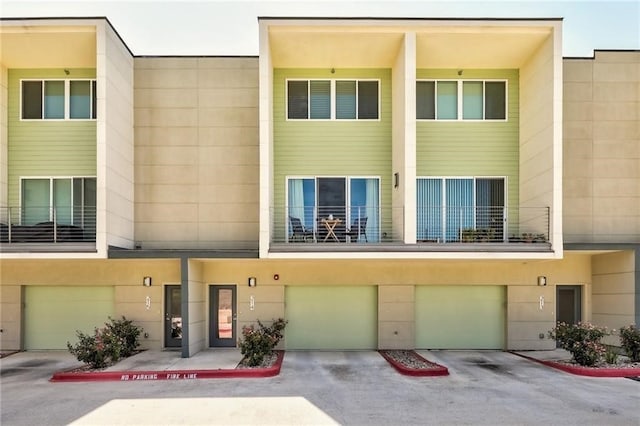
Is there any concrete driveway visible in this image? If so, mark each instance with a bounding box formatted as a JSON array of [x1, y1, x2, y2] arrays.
[[1, 350, 639, 425]]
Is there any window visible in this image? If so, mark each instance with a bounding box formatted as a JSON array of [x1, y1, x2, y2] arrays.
[[416, 177, 505, 242], [21, 177, 96, 238], [287, 79, 379, 120], [287, 176, 380, 241], [417, 80, 506, 121], [21, 79, 97, 120]]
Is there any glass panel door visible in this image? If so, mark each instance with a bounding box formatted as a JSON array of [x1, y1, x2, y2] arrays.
[[209, 285, 237, 347], [445, 178, 473, 242], [317, 177, 346, 241], [164, 285, 182, 348], [417, 178, 443, 242], [22, 179, 50, 225], [476, 178, 505, 242], [53, 178, 72, 225]]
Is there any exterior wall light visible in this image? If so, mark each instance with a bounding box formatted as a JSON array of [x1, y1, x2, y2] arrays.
[[537, 276, 547, 286], [248, 277, 257, 287], [143, 276, 152, 287]]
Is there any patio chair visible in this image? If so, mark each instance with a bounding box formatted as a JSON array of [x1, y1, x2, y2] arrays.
[[289, 216, 314, 242], [346, 217, 368, 242]]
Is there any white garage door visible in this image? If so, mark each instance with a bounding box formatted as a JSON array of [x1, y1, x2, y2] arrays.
[[285, 286, 377, 350], [416, 286, 505, 349], [24, 286, 114, 350]]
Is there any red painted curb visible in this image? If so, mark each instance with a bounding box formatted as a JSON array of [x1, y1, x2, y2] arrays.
[[511, 351, 640, 378], [50, 351, 284, 382], [379, 350, 449, 377]]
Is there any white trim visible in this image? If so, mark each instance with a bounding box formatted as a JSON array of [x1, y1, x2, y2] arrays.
[[18, 175, 97, 225], [19, 78, 97, 121], [416, 78, 508, 122], [285, 175, 382, 240], [285, 78, 381, 121]]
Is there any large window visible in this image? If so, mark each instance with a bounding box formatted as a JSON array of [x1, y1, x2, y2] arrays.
[[287, 176, 380, 242], [417, 80, 506, 121], [416, 177, 505, 242], [21, 177, 96, 237], [21, 79, 97, 120], [287, 79, 379, 120]]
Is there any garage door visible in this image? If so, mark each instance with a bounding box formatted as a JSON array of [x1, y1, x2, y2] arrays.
[[285, 286, 377, 350], [24, 286, 114, 350], [416, 286, 505, 349]]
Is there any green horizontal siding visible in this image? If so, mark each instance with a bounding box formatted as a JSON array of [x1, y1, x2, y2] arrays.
[[273, 68, 392, 236], [416, 69, 520, 229], [7, 69, 97, 208]]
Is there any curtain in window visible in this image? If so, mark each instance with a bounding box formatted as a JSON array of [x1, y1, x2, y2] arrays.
[[54, 179, 72, 225], [287, 81, 308, 119], [416, 178, 442, 241], [44, 81, 64, 119], [365, 178, 379, 242], [310, 80, 330, 119], [336, 81, 356, 119], [288, 179, 306, 228], [445, 179, 473, 241], [70, 81, 91, 119], [463, 81, 483, 119], [437, 81, 457, 120]]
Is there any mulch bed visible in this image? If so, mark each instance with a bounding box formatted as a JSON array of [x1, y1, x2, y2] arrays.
[[512, 352, 640, 378], [379, 350, 449, 376]]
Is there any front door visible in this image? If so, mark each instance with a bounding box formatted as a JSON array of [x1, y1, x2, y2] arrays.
[[164, 285, 182, 348], [556, 285, 582, 325], [209, 285, 237, 347]]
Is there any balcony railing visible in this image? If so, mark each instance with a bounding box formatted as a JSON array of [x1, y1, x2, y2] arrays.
[[416, 206, 550, 244], [0, 206, 96, 244], [271, 205, 550, 250]]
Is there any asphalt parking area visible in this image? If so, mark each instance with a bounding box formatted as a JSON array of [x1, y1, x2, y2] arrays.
[[1, 350, 638, 425]]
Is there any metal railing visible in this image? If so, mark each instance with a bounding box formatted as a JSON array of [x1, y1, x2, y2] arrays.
[[272, 205, 550, 246], [416, 206, 550, 244], [0, 206, 96, 244], [274, 205, 400, 244]]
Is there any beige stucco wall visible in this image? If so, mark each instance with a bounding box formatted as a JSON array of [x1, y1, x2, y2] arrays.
[[134, 57, 259, 250], [96, 21, 135, 254], [0, 63, 7, 210], [378, 285, 415, 349], [591, 250, 636, 345], [0, 253, 598, 351], [187, 259, 206, 356], [563, 51, 640, 243], [519, 33, 562, 253], [0, 259, 181, 350]]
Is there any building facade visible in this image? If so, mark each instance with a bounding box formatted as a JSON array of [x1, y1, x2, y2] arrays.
[[0, 17, 637, 355]]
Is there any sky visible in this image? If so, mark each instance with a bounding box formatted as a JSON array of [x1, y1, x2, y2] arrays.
[[1, 0, 639, 57]]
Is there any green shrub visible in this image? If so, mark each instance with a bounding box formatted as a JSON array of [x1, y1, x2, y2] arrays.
[[619, 325, 640, 362], [105, 316, 142, 358], [67, 316, 142, 369], [548, 322, 609, 367], [239, 318, 287, 367], [604, 348, 618, 364]]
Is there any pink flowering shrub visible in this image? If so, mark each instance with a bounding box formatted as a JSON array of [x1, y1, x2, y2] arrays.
[[67, 316, 142, 369], [548, 322, 609, 366], [239, 318, 287, 367], [619, 325, 640, 362]]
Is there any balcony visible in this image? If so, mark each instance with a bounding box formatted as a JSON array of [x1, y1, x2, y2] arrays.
[[270, 205, 551, 253], [0, 206, 96, 253]]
